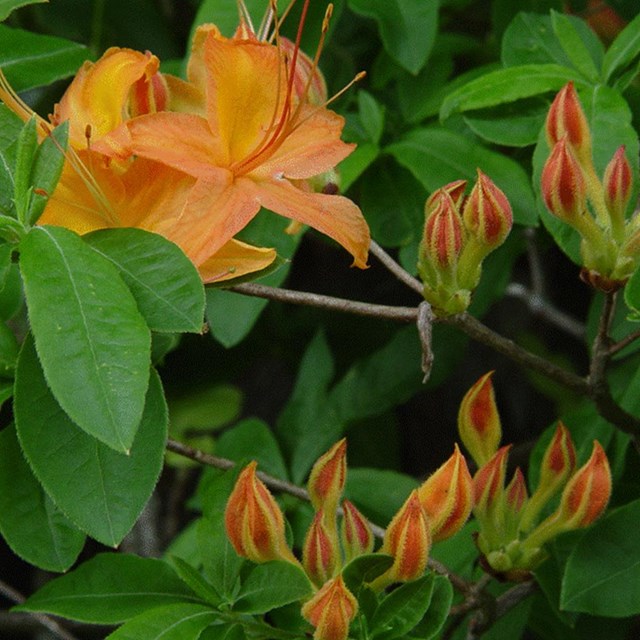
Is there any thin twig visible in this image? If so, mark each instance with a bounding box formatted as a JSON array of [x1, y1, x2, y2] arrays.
[[417, 301, 434, 382], [230, 283, 418, 322], [442, 312, 590, 396], [0, 579, 80, 640], [369, 239, 424, 295], [607, 328, 640, 357], [505, 282, 585, 340]]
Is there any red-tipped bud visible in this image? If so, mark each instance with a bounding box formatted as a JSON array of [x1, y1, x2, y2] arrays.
[[341, 499, 374, 561], [417, 444, 473, 542], [539, 422, 577, 495], [541, 137, 588, 225], [473, 445, 511, 518], [557, 441, 611, 529], [505, 468, 528, 515], [603, 145, 633, 223], [377, 491, 430, 586], [308, 439, 347, 515], [458, 372, 502, 467], [303, 509, 341, 587], [224, 462, 296, 564], [422, 190, 465, 269], [546, 82, 592, 164], [301, 576, 358, 640], [426, 179, 468, 210], [462, 170, 512, 249]]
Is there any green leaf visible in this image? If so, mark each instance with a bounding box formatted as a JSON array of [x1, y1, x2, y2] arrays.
[[342, 554, 394, 595], [13, 117, 38, 223], [85, 228, 205, 334], [20, 225, 151, 452], [348, 0, 438, 74], [0, 25, 88, 92], [624, 265, 640, 316], [170, 557, 223, 607], [358, 91, 385, 145], [386, 127, 538, 225], [25, 121, 69, 226], [106, 603, 218, 640], [15, 336, 168, 546], [0, 424, 85, 572], [216, 418, 289, 480], [371, 574, 435, 640], [407, 575, 453, 640], [338, 142, 380, 192], [561, 499, 640, 617], [346, 469, 418, 525], [440, 64, 579, 122], [550, 11, 602, 82], [0, 321, 18, 377], [17, 553, 202, 624], [0, 0, 46, 21], [602, 12, 640, 86], [233, 561, 312, 614]]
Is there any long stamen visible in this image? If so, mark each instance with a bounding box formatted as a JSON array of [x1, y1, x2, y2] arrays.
[[267, 0, 299, 43], [0, 69, 51, 137], [236, 0, 255, 34]]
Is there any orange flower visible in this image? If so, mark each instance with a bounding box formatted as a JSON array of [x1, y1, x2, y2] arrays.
[[0, 47, 276, 283], [125, 21, 370, 269]]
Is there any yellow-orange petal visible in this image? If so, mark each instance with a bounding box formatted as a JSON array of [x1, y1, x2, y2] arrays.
[[245, 178, 370, 268], [197, 239, 277, 284]]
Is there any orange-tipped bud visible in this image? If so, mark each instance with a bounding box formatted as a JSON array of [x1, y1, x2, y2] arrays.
[[539, 422, 577, 494], [556, 441, 611, 529], [224, 461, 296, 564], [422, 190, 465, 269], [303, 509, 341, 587], [308, 439, 347, 515], [457, 372, 502, 468], [541, 137, 588, 225], [301, 576, 358, 640], [341, 499, 374, 562], [417, 444, 473, 542], [603, 146, 633, 225], [473, 445, 511, 518], [375, 491, 430, 587], [462, 170, 513, 249], [546, 82, 592, 165], [426, 179, 468, 210]]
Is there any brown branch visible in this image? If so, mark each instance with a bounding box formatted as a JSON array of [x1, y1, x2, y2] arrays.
[[0, 579, 80, 640], [607, 328, 640, 357]]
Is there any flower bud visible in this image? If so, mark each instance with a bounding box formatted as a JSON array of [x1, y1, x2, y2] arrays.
[[458, 372, 502, 468], [373, 491, 430, 589], [422, 190, 465, 270], [541, 137, 588, 226], [462, 170, 512, 250], [524, 441, 611, 550], [224, 461, 296, 564], [340, 499, 374, 562], [603, 145, 633, 233], [556, 441, 611, 530], [308, 439, 347, 516], [473, 445, 511, 522], [505, 467, 528, 515], [520, 423, 576, 533], [417, 444, 473, 542], [301, 576, 358, 640], [546, 82, 592, 166], [303, 509, 341, 587], [425, 179, 467, 210]]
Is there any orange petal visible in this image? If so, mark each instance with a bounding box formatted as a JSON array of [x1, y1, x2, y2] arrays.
[[253, 105, 355, 181], [203, 30, 287, 166], [197, 239, 277, 283], [127, 112, 226, 177], [53, 48, 160, 147], [246, 179, 370, 268]]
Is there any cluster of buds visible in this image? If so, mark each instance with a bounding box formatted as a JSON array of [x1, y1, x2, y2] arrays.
[[417, 171, 513, 316], [458, 372, 612, 580], [224, 438, 473, 640], [541, 82, 639, 290]]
